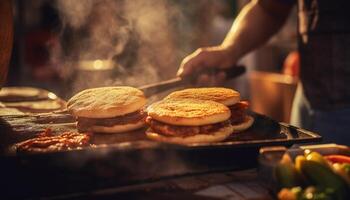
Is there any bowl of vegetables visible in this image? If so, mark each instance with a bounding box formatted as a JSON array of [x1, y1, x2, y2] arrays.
[[259, 144, 350, 200]]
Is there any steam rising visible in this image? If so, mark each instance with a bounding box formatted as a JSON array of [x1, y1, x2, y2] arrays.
[[49, 1, 236, 180], [57, 0, 94, 29], [55, 0, 184, 94]]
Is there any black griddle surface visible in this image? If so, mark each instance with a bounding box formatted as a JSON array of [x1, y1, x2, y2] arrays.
[[0, 112, 321, 198]]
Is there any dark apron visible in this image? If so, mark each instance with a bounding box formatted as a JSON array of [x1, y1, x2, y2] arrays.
[[291, 0, 350, 145], [298, 0, 350, 110]]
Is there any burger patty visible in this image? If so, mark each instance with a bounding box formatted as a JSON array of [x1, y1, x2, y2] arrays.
[[16, 129, 91, 153], [77, 109, 146, 129], [229, 101, 249, 125], [146, 116, 230, 137]]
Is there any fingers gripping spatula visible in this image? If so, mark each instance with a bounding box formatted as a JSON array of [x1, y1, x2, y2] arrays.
[[139, 66, 246, 97]]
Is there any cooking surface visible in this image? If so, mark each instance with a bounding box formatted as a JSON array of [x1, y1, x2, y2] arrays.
[[0, 91, 321, 198], [0, 111, 319, 155], [0, 111, 321, 198]]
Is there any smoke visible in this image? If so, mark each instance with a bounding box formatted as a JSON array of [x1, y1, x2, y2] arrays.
[[56, 0, 94, 29], [52, 0, 233, 97], [56, 0, 133, 60], [48, 0, 237, 180], [54, 0, 188, 95]]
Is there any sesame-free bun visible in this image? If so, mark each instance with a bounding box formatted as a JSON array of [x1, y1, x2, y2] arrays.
[[67, 86, 146, 118], [147, 98, 231, 126], [82, 120, 145, 133], [0, 87, 41, 97], [145, 123, 233, 145], [232, 115, 254, 132], [165, 87, 240, 106]]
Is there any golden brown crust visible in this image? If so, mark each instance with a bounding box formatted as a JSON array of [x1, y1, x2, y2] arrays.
[[4, 100, 65, 110], [67, 86, 146, 118], [0, 87, 41, 97], [0, 107, 25, 115], [147, 98, 231, 126], [165, 87, 240, 106], [145, 123, 233, 145]]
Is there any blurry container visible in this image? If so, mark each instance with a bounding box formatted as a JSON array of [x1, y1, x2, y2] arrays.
[[248, 71, 298, 123], [73, 59, 115, 93]]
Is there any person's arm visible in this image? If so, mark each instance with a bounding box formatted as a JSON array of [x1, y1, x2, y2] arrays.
[[177, 0, 294, 81]]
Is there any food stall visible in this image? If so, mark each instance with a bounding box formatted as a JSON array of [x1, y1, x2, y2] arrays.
[[0, 0, 349, 199]]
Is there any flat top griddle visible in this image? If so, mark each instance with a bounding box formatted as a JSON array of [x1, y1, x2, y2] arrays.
[[0, 110, 321, 199], [0, 111, 320, 153]]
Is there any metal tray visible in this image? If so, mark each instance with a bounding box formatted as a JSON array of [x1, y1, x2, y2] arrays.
[[0, 112, 321, 198]]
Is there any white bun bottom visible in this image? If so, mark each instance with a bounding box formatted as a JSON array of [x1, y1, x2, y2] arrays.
[[231, 115, 254, 132], [86, 120, 145, 133], [145, 124, 233, 145]]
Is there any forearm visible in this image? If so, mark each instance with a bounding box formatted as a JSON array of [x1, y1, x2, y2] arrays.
[[222, 0, 293, 62], [177, 0, 294, 79]]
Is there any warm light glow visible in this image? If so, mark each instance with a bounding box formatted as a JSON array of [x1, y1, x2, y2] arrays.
[[304, 149, 311, 156], [93, 60, 104, 69], [78, 59, 113, 71], [47, 92, 57, 100]]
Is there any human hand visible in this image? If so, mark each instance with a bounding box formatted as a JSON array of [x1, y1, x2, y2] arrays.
[[177, 46, 237, 86]]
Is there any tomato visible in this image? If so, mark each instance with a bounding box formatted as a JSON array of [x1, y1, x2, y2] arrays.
[[324, 155, 350, 164]]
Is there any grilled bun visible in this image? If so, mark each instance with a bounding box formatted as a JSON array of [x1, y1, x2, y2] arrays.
[[231, 115, 254, 132], [165, 87, 253, 132], [0, 87, 40, 97], [67, 86, 146, 118], [165, 87, 240, 106], [145, 123, 233, 144], [147, 98, 231, 126]]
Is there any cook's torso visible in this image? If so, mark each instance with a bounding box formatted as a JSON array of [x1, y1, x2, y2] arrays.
[[298, 0, 350, 110]]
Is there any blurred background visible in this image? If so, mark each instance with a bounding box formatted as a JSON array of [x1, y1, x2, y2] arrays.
[[6, 0, 299, 122]]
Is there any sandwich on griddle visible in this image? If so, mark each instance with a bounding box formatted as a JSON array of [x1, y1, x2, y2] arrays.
[[0, 87, 43, 102], [165, 87, 254, 132], [0, 87, 66, 113], [145, 98, 234, 144], [67, 86, 146, 133]]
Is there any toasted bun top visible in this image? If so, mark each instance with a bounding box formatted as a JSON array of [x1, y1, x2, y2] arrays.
[[0, 87, 41, 97], [67, 86, 146, 118], [165, 87, 240, 106], [147, 98, 230, 126]]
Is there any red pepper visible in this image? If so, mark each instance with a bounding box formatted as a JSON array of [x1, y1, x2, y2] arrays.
[[324, 155, 350, 164]]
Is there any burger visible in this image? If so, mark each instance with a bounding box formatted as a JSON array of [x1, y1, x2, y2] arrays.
[[165, 87, 254, 132], [145, 98, 234, 144], [0, 86, 44, 102], [67, 86, 146, 133]]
